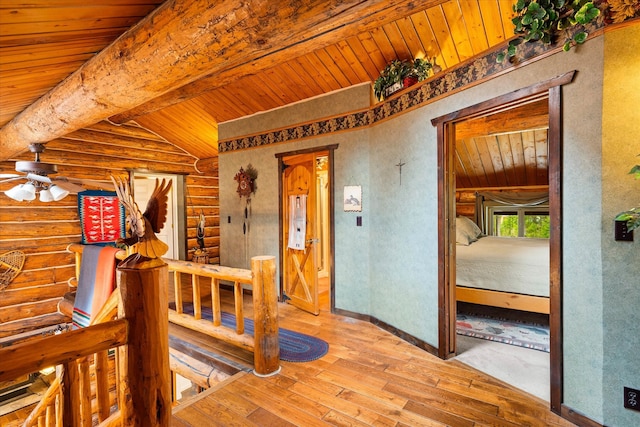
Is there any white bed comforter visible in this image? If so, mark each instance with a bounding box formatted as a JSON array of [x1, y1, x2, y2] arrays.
[[456, 236, 549, 297]]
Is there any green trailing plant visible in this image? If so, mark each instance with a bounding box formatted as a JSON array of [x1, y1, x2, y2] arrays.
[[373, 58, 433, 101], [411, 57, 432, 81], [497, 0, 601, 63], [615, 156, 640, 231]]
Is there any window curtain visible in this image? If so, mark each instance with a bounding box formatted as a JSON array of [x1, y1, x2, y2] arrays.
[[475, 191, 549, 232]]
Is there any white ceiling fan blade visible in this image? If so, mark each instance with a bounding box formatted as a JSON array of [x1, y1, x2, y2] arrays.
[[0, 173, 20, 179], [0, 176, 24, 184], [26, 173, 52, 184]]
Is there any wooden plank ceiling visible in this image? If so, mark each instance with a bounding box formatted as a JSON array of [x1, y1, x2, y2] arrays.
[[455, 98, 549, 190], [0, 0, 546, 189]]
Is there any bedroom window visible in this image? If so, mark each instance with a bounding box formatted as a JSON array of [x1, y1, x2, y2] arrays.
[[487, 206, 550, 238]]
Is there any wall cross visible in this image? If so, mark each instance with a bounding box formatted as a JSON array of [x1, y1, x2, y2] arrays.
[[395, 160, 406, 186]]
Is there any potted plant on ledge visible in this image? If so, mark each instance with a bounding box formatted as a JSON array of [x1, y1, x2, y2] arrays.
[[373, 58, 433, 101]]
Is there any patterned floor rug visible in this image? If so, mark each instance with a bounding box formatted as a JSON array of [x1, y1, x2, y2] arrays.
[[172, 302, 329, 362], [456, 313, 550, 352]]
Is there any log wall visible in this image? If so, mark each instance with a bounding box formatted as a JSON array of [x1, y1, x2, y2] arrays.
[[455, 190, 477, 219], [0, 121, 219, 340]]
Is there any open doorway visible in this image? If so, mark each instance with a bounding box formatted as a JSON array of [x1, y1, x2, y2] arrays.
[[131, 172, 183, 260], [432, 72, 576, 414], [276, 145, 337, 315], [451, 98, 551, 401], [315, 155, 331, 311]]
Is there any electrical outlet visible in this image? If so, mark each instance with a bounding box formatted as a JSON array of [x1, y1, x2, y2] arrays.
[[624, 387, 640, 412], [615, 220, 633, 241]]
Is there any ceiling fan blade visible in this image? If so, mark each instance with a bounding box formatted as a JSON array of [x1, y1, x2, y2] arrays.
[[0, 176, 24, 184], [0, 173, 20, 179], [58, 177, 115, 191], [51, 178, 85, 193], [26, 173, 52, 184]]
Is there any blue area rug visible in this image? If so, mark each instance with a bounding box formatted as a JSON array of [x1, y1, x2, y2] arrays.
[[456, 313, 549, 352], [172, 303, 329, 362]]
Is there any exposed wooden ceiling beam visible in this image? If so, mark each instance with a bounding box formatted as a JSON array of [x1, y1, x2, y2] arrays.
[[109, 0, 448, 124], [0, 0, 445, 161]]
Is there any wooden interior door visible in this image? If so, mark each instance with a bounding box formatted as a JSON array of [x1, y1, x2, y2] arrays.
[[282, 154, 319, 315], [133, 173, 178, 259]]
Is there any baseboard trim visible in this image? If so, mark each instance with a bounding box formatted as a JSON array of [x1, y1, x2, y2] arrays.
[[332, 307, 370, 322], [561, 404, 604, 427], [332, 307, 439, 357]]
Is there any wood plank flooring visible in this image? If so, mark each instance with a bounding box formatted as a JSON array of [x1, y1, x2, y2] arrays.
[[1, 277, 575, 426], [172, 290, 576, 427]]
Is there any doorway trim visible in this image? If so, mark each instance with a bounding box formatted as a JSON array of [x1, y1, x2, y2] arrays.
[[275, 144, 338, 311], [130, 171, 185, 260], [431, 71, 575, 414]]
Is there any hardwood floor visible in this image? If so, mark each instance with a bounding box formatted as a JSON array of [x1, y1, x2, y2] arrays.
[[172, 292, 576, 427], [1, 280, 574, 426]]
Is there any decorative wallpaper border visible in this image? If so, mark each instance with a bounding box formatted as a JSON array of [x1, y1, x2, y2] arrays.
[[219, 8, 636, 153]]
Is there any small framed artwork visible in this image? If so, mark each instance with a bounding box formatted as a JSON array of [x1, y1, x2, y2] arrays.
[[343, 185, 362, 212]]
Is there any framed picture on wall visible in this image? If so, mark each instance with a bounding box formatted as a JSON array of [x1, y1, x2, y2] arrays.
[[343, 185, 362, 212]]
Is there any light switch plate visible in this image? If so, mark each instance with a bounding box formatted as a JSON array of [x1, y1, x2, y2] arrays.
[[624, 387, 640, 412], [615, 220, 633, 241]]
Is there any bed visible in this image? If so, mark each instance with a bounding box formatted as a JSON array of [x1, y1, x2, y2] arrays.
[[455, 217, 550, 314]]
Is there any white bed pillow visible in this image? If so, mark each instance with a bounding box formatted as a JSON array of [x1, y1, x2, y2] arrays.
[[456, 216, 482, 245]]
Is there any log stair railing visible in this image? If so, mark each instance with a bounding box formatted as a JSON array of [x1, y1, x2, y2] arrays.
[[21, 291, 121, 427], [165, 256, 281, 378], [0, 245, 172, 427], [0, 245, 278, 426], [71, 246, 280, 379], [0, 255, 169, 426]]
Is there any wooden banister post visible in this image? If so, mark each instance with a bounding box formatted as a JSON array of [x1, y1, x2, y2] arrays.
[[61, 360, 81, 427], [117, 260, 171, 426], [251, 256, 280, 376]]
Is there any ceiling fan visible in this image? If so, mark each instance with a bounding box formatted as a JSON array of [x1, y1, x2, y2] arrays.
[[0, 143, 104, 202]]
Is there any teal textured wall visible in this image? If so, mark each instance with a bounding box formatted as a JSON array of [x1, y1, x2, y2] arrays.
[[218, 29, 640, 425], [601, 25, 640, 427]]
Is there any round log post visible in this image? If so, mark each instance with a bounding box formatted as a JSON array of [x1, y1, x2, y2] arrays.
[[251, 256, 280, 377], [117, 261, 171, 426]]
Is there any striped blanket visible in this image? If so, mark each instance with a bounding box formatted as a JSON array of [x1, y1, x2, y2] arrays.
[[71, 245, 120, 329]]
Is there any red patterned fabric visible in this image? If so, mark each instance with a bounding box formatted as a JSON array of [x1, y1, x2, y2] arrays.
[[78, 191, 125, 245]]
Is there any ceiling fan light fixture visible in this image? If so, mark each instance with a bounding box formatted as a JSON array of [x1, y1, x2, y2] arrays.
[[4, 184, 26, 201], [1, 144, 87, 202], [49, 184, 69, 201], [39, 188, 54, 202], [21, 182, 37, 201]]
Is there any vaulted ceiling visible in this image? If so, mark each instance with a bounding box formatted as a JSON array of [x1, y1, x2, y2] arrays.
[[1, 0, 519, 162]]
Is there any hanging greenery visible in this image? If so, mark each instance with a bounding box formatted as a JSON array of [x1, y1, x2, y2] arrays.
[[497, 0, 601, 63]]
